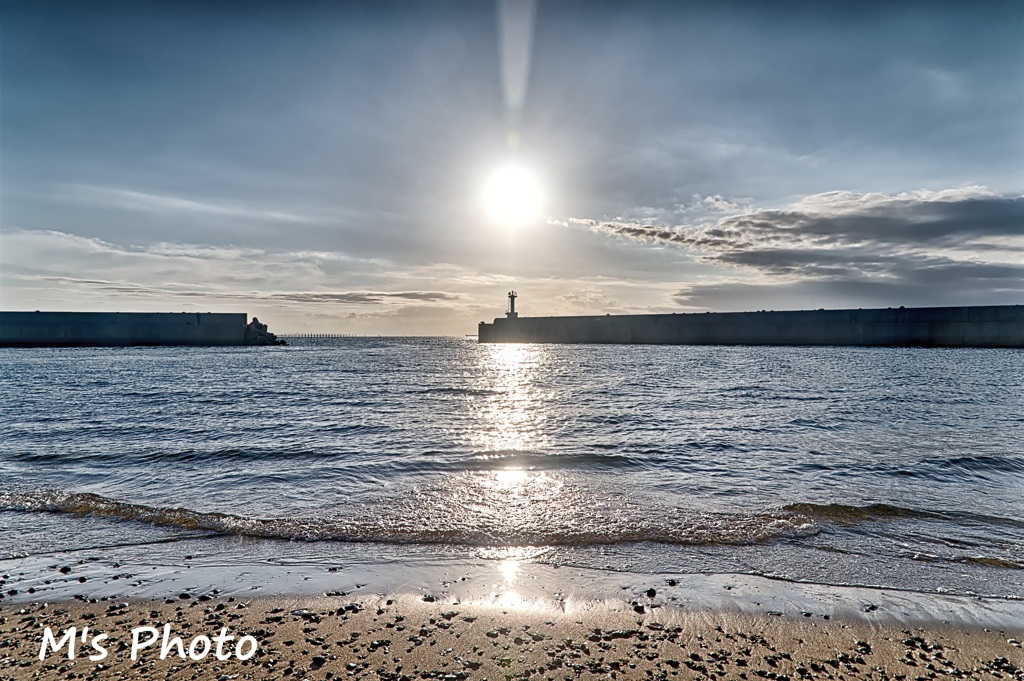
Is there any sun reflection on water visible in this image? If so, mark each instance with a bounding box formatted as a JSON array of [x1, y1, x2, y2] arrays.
[[493, 468, 528, 489], [470, 546, 553, 612], [455, 344, 567, 611], [471, 344, 550, 454], [499, 558, 519, 584]]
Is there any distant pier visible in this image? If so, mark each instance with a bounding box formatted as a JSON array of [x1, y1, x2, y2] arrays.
[[478, 294, 1024, 347], [0, 311, 284, 347], [280, 333, 357, 339]]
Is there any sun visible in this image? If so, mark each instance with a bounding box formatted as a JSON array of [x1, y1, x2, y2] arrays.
[[482, 164, 542, 226]]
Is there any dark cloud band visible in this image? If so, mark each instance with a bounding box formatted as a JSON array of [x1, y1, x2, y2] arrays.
[[561, 190, 1024, 300], [34, 277, 459, 305]]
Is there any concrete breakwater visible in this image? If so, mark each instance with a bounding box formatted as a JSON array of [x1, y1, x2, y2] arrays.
[[0, 312, 284, 347], [478, 304, 1024, 347]]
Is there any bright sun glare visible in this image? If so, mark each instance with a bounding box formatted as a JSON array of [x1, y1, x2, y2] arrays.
[[483, 165, 542, 226]]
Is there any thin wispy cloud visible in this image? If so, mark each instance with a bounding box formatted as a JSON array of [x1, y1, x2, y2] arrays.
[[30, 277, 459, 305], [58, 185, 332, 225], [1, 229, 380, 269]]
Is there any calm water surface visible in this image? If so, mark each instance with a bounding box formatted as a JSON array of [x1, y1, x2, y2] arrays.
[[1, 339, 1022, 596]]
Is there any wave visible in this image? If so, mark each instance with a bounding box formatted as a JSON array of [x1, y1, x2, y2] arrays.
[[461, 450, 658, 471], [782, 502, 945, 523], [869, 454, 1024, 483], [6, 448, 669, 474], [410, 387, 505, 396], [931, 454, 1024, 476], [902, 551, 1024, 570], [0, 490, 818, 548], [7, 447, 336, 465], [782, 502, 1024, 530]]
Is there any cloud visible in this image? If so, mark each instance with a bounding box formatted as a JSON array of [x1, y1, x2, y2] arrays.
[[556, 290, 619, 310], [269, 291, 459, 304], [699, 194, 743, 212], [558, 187, 1024, 306], [1, 228, 378, 271], [0, 229, 456, 307], [673, 271, 1024, 311], [57, 185, 333, 225], [0, 228, 491, 333], [731, 188, 1024, 248], [28, 277, 460, 305], [571, 187, 1024, 249]]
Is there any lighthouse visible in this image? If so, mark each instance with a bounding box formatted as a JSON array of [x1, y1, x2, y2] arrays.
[[506, 291, 518, 319]]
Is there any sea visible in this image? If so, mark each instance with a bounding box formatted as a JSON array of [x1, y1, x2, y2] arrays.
[[1, 338, 1023, 607]]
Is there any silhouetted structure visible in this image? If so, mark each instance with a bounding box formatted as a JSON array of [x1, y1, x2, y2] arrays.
[[0, 312, 285, 347], [478, 300, 1024, 347]]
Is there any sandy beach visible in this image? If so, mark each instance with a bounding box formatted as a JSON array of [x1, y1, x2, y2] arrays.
[[3, 591, 1022, 681]]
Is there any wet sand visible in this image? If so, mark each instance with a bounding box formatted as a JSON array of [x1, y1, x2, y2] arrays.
[[3, 593, 1021, 681]]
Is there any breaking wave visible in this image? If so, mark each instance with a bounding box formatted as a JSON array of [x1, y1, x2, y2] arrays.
[[0, 489, 818, 547], [782, 502, 945, 523], [782, 502, 1024, 529]]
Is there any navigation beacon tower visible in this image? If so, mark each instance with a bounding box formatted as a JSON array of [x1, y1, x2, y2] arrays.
[[506, 291, 518, 319]]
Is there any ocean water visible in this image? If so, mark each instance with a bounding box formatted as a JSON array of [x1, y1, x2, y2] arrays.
[[1, 338, 1023, 600]]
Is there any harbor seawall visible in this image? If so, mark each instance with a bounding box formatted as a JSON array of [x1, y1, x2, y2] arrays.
[[0, 312, 251, 347], [478, 305, 1024, 347]]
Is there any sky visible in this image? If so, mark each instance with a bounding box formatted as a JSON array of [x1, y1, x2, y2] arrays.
[[1, 0, 1022, 335]]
